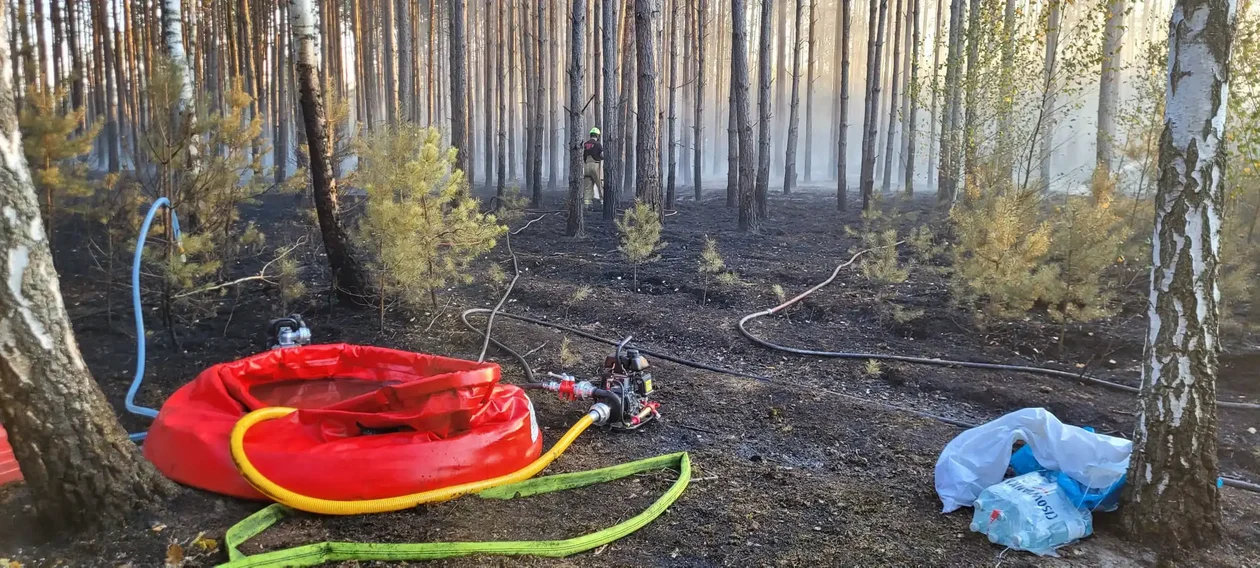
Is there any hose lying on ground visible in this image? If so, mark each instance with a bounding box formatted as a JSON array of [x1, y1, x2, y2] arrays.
[[736, 250, 1260, 412], [460, 308, 1260, 493]]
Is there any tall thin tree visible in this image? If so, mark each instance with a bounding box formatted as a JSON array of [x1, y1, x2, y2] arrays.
[[634, 0, 660, 208], [732, 0, 755, 230], [496, 0, 506, 195], [926, 0, 943, 191], [754, 0, 773, 217], [602, 0, 621, 220], [566, 0, 587, 235], [1123, 0, 1237, 552], [881, 0, 904, 194], [1039, 0, 1060, 193], [860, 0, 889, 211], [936, 0, 964, 205], [902, 0, 920, 194], [837, 0, 851, 210], [485, 0, 496, 191], [782, 0, 804, 194], [960, 0, 981, 185], [1095, 0, 1125, 180], [803, 0, 815, 183], [666, 0, 679, 207], [693, 0, 705, 200], [450, 0, 471, 184]]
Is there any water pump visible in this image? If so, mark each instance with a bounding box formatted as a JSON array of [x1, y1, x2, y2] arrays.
[[530, 337, 660, 430]]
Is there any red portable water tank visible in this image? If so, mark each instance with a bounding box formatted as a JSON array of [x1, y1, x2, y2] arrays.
[[0, 423, 22, 487], [144, 344, 542, 500]]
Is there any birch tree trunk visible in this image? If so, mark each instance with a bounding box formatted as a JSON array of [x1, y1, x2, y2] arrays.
[[601, 0, 621, 219], [860, 0, 889, 211], [0, 3, 176, 527], [634, 0, 660, 208], [290, 0, 369, 301], [1123, 0, 1236, 552], [1039, 0, 1060, 193], [732, 0, 756, 230], [1095, 0, 1125, 180], [693, 0, 705, 200], [566, 0, 587, 235], [754, 0, 773, 218], [903, 0, 920, 194], [837, 0, 851, 210], [782, 0, 803, 195]]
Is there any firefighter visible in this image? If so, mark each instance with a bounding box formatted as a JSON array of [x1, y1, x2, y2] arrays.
[[582, 127, 604, 205]]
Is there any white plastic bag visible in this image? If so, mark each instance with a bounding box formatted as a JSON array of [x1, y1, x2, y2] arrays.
[[934, 408, 1131, 513]]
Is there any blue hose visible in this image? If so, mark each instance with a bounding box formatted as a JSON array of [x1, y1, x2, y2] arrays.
[[126, 198, 182, 441]]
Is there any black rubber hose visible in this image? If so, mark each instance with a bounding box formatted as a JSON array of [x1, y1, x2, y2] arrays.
[[736, 251, 1260, 412], [459, 309, 1260, 493]]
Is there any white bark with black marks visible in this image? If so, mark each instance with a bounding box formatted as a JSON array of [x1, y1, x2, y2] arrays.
[[0, 4, 175, 527], [1123, 0, 1236, 552]]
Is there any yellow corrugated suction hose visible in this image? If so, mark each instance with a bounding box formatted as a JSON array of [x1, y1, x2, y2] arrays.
[[229, 406, 598, 515]]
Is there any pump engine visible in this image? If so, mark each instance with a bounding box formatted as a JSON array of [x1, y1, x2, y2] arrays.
[[532, 337, 660, 430]]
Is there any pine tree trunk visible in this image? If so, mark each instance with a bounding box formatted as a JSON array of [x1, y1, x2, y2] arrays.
[[830, 0, 843, 179], [566, 0, 587, 235], [33, 0, 48, 89], [732, 0, 755, 230], [398, 0, 415, 122], [450, 0, 471, 184], [484, 0, 496, 191], [0, 7, 177, 526], [693, 0, 705, 200], [290, 0, 369, 301], [1122, 0, 1236, 552], [383, 0, 398, 124], [509, 0, 519, 179], [16, 0, 33, 89], [803, 0, 814, 183], [837, 0, 851, 210], [772, 0, 786, 174], [926, 0, 943, 191], [275, 1, 289, 184], [535, 1, 546, 199], [1095, 0, 1124, 180], [548, 0, 560, 191], [936, 0, 963, 205], [617, 0, 636, 202], [860, 0, 888, 211], [903, 0, 919, 195], [91, 0, 120, 172], [1039, 0, 1059, 193], [881, 0, 903, 194], [633, 0, 660, 208], [960, 0, 980, 186], [496, 0, 506, 194], [66, 0, 84, 116], [49, 0, 63, 90], [754, 0, 773, 218], [601, 0, 621, 219], [713, 0, 726, 177], [995, 0, 1015, 178], [666, 0, 678, 208], [782, 0, 803, 194]]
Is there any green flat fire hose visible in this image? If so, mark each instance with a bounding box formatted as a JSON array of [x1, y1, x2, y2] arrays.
[[217, 452, 691, 567]]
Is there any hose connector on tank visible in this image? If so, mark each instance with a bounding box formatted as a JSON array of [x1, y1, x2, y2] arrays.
[[588, 402, 612, 426]]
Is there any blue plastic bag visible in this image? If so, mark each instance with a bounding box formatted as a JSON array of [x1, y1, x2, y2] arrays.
[[1010, 426, 1126, 512]]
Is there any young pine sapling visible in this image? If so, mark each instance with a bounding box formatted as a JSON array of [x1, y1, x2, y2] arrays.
[[616, 200, 666, 291]]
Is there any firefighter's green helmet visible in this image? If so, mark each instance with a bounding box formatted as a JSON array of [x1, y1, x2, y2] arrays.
[[589, 127, 601, 137]]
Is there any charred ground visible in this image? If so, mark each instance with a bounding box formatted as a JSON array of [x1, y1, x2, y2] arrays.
[[2, 187, 1258, 567]]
